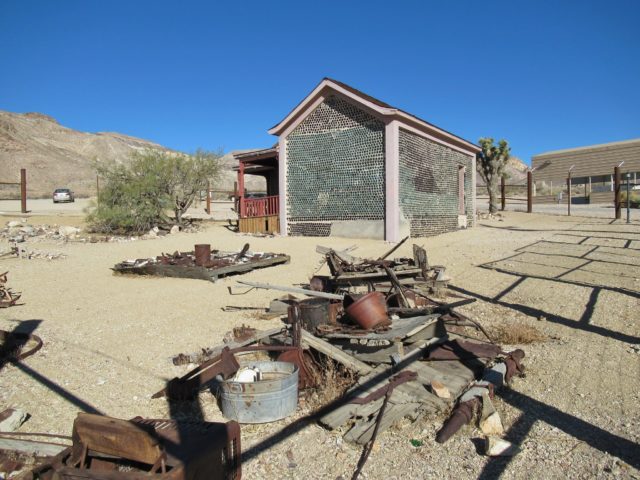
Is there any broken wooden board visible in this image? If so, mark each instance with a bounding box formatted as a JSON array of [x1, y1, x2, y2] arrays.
[[113, 253, 290, 282], [319, 346, 482, 444], [300, 329, 372, 375], [319, 317, 447, 364]]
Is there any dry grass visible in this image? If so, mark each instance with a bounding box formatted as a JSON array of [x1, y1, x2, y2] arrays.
[[305, 356, 357, 410], [491, 321, 546, 345]]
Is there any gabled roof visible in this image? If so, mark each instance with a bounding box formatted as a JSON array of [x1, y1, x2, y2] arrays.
[[268, 78, 480, 154]]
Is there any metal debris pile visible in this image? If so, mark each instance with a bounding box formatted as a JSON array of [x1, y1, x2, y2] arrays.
[[1, 244, 66, 260], [112, 243, 290, 282], [0, 272, 21, 308]]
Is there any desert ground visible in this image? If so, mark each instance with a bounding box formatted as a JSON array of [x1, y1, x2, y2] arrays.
[[0, 204, 639, 479]]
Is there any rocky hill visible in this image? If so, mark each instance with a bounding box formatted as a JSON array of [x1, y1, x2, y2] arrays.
[[0, 110, 266, 199], [0, 111, 173, 198]]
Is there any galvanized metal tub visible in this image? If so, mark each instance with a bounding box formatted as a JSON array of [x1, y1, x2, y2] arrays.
[[219, 361, 299, 423]]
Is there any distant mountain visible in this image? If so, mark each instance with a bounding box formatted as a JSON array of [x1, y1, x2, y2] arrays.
[[0, 110, 172, 198], [0, 110, 266, 199]]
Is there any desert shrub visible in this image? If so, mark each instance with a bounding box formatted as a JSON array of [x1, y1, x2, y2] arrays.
[[86, 149, 221, 233], [491, 321, 546, 345]]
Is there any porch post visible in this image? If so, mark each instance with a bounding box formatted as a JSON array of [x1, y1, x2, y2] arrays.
[[238, 161, 245, 218], [385, 120, 400, 242], [278, 137, 288, 236]]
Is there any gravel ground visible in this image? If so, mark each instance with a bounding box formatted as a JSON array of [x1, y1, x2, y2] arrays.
[[0, 211, 638, 479]]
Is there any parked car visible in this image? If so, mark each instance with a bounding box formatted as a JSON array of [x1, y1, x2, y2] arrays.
[[53, 188, 75, 203]]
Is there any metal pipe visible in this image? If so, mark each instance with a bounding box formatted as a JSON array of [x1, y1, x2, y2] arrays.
[[626, 173, 631, 224]]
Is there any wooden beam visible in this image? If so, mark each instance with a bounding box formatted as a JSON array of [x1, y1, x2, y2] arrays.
[[236, 281, 344, 300], [300, 329, 372, 375]]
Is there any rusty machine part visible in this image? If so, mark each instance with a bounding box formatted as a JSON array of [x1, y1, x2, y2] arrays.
[[30, 413, 242, 480], [504, 349, 526, 383], [0, 330, 43, 361], [194, 244, 212, 267], [435, 397, 480, 444]]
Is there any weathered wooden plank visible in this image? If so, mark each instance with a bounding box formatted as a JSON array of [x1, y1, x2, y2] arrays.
[[237, 281, 344, 300], [171, 327, 283, 365], [0, 437, 69, 456], [208, 254, 289, 280], [344, 402, 426, 445], [300, 330, 372, 375]]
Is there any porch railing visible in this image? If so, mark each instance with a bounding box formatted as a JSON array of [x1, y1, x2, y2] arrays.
[[241, 195, 279, 218]]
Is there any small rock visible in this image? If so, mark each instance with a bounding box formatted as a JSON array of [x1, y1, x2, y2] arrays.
[[0, 408, 28, 432], [169, 225, 180, 235], [58, 226, 80, 237], [430, 380, 451, 399], [480, 412, 504, 436], [147, 229, 158, 238], [6, 221, 20, 228], [484, 436, 520, 456]]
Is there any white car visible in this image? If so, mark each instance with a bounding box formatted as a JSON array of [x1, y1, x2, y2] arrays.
[[53, 188, 75, 203]]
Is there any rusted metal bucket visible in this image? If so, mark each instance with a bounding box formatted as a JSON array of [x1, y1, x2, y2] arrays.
[[346, 291, 390, 330], [297, 298, 340, 331], [194, 244, 211, 266]]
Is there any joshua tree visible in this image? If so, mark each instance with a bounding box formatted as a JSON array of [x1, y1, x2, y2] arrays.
[[477, 138, 511, 213]]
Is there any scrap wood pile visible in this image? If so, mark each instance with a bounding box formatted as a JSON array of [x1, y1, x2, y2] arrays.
[[112, 243, 290, 282], [310, 236, 449, 295], [0, 272, 21, 308], [160, 241, 528, 458]]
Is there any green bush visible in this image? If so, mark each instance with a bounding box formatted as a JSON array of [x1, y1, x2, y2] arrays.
[[86, 149, 221, 234], [620, 190, 640, 208]]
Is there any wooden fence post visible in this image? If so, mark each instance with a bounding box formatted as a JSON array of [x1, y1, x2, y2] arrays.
[[20, 168, 27, 214], [527, 170, 532, 213], [614, 166, 621, 220], [206, 180, 211, 215], [500, 176, 506, 211], [567, 172, 572, 216]]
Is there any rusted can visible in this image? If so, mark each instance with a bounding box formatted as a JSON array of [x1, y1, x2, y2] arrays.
[[194, 244, 211, 266], [346, 291, 390, 330]]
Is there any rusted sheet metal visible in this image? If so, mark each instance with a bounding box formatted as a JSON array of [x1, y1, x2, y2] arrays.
[[30, 413, 241, 480], [153, 347, 240, 401], [154, 345, 311, 400], [112, 244, 290, 282]]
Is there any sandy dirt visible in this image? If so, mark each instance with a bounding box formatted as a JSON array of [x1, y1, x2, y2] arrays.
[[0, 211, 638, 479]]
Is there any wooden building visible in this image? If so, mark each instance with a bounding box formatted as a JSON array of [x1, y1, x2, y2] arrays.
[[234, 78, 480, 240]]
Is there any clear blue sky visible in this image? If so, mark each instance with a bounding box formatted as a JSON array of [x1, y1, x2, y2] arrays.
[[1, 1, 638, 163]]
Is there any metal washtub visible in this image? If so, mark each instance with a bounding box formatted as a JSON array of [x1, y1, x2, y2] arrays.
[[219, 361, 299, 423]]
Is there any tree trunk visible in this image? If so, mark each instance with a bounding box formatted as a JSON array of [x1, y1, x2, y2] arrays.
[[488, 182, 498, 214]]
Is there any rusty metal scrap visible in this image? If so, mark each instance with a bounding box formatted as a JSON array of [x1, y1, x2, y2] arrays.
[[0, 330, 42, 361], [29, 413, 242, 480], [112, 244, 290, 282], [0, 272, 21, 308], [155, 345, 313, 400]]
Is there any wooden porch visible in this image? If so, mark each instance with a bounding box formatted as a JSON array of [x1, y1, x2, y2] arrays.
[[234, 147, 280, 234]]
